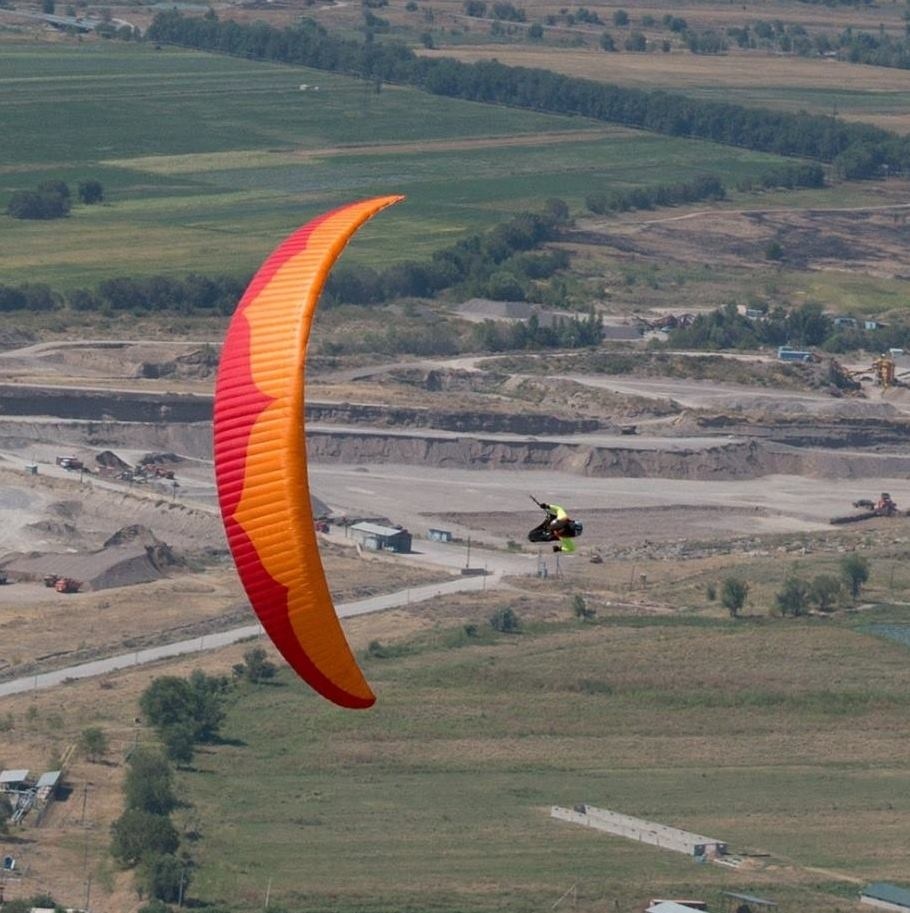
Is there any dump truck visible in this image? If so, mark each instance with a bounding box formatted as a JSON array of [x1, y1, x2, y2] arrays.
[[55, 456, 84, 471]]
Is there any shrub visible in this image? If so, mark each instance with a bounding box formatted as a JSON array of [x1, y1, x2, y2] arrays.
[[235, 646, 277, 683], [489, 607, 521, 632], [78, 726, 108, 762], [572, 594, 596, 620], [776, 575, 810, 617], [810, 574, 842, 612], [78, 179, 104, 204]]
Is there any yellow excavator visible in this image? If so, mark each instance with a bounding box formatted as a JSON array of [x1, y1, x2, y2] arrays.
[[847, 354, 908, 393]]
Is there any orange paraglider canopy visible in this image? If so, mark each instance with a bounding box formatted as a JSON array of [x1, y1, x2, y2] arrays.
[[213, 196, 404, 709]]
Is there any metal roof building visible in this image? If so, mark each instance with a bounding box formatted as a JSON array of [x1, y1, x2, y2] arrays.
[[0, 770, 29, 790], [350, 522, 412, 553], [35, 771, 62, 801], [647, 903, 705, 913], [861, 883, 910, 912]]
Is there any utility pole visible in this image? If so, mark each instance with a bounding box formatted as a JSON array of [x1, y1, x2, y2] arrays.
[[465, 536, 471, 569], [81, 783, 89, 825], [265, 877, 273, 909]]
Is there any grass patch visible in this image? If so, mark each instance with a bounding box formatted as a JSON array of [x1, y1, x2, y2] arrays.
[[1, 38, 806, 288], [177, 602, 910, 913]]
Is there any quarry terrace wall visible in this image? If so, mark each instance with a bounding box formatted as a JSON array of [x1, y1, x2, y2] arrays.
[[550, 805, 728, 857]]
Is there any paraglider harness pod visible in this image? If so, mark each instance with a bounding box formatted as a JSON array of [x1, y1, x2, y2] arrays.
[[527, 498, 583, 544]]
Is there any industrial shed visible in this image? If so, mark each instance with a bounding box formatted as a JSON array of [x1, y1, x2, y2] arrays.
[[861, 883, 910, 912], [350, 522, 412, 553], [35, 770, 61, 801], [0, 770, 29, 792]]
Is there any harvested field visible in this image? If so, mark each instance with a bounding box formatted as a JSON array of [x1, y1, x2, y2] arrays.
[[576, 204, 910, 288]]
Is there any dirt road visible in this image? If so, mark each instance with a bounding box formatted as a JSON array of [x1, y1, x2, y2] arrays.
[[0, 573, 496, 698]]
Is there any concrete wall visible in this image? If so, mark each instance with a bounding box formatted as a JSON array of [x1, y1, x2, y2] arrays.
[[861, 898, 910, 913], [550, 805, 727, 856]]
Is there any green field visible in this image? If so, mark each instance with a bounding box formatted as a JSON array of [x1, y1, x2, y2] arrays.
[[1, 39, 802, 289], [178, 597, 910, 913]]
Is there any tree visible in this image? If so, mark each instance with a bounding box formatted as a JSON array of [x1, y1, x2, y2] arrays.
[[78, 179, 104, 204], [139, 853, 190, 903], [624, 30, 647, 51], [78, 726, 108, 762], [187, 669, 227, 741], [489, 607, 521, 632], [42, 0, 55, 13], [528, 22, 543, 39], [721, 577, 749, 617], [162, 723, 196, 766], [110, 809, 179, 867], [140, 677, 197, 730], [599, 30, 616, 51], [841, 553, 870, 600], [612, 8, 628, 25], [776, 575, 809, 617], [139, 672, 225, 743], [123, 749, 176, 815], [6, 190, 69, 220], [810, 574, 842, 612]]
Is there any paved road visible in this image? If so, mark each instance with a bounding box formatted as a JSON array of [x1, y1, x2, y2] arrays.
[[0, 574, 497, 699]]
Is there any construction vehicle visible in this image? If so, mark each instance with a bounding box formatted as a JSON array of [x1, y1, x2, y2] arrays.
[[55, 456, 84, 471], [43, 573, 59, 587], [846, 353, 910, 393], [830, 492, 902, 525], [53, 577, 82, 594]]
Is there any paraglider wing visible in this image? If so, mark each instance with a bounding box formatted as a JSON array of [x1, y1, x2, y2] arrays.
[[213, 196, 404, 709]]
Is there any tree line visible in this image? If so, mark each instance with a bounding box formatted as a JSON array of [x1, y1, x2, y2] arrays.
[[0, 204, 569, 316], [145, 11, 910, 178], [107, 653, 276, 908], [471, 310, 603, 352], [0, 273, 246, 315], [586, 173, 726, 215], [585, 165, 822, 216], [109, 668, 230, 905], [668, 301, 910, 356], [324, 201, 569, 306]]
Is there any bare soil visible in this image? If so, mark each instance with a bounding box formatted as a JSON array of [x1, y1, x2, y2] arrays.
[[576, 203, 910, 286]]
